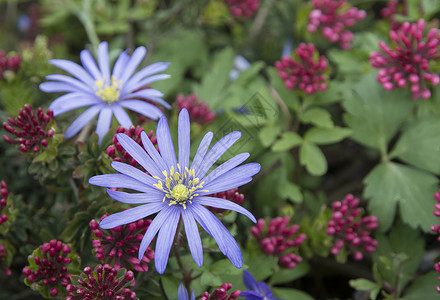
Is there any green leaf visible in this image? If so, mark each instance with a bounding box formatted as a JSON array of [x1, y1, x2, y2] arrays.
[[349, 279, 381, 300], [277, 180, 303, 203], [210, 259, 243, 276], [364, 162, 438, 232], [259, 124, 282, 147], [272, 288, 315, 300], [300, 107, 334, 128], [161, 275, 180, 300], [270, 261, 310, 285], [272, 132, 302, 152], [390, 117, 440, 175], [246, 255, 279, 281], [343, 72, 414, 153], [304, 126, 351, 145], [404, 272, 439, 300], [299, 142, 327, 176]]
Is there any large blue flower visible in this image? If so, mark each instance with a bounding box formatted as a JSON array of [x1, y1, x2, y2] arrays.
[[40, 41, 170, 143], [89, 109, 260, 274], [240, 270, 282, 300]]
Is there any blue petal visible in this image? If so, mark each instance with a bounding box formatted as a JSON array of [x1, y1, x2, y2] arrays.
[[49, 59, 95, 84], [182, 208, 203, 267], [95, 106, 113, 144], [112, 51, 129, 80], [239, 291, 263, 300], [178, 109, 190, 169], [89, 174, 156, 193], [99, 202, 165, 229], [116, 133, 163, 178], [48, 93, 100, 116], [243, 270, 259, 291], [64, 104, 103, 138], [195, 196, 256, 223], [124, 74, 171, 93], [124, 62, 170, 92], [257, 282, 275, 298], [190, 132, 213, 172], [202, 152, 250, 184], [140, 131, 168, 173], [45, 74, 93, 93], [106, 189, 163, 204], [196, 131, 241, 178], [97, 41, 110, 83], [191, 290, 195, 300], [111, 161, 157, 188], [120, 100, 164, 120], [119, 46, 146, 85], [40, 81, 83, 93], [112, 104, 133, 128], [124, 89, 171, 109], [80, 49, 101, 80], [178, 284, 189, 300], [154, 206, 180, 274], [156, 115, 177, 169]]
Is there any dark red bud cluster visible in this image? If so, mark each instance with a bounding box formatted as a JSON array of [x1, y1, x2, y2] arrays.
[[326, 194, 378, 261], [0, 181, 8, 227], [434, 262, 440, 293], [275, 43, 328, 94], [431, 191, 440, 241], [208, 188, 244, 214], [199, 283, 241, 300], [175, 94, 216, 125], [307, 0, 366, 49], [223, 0, 260, 18], [0, 243, 12, 276], [66, 264, 137, 300], [90, 212, 154, 272], [22, 240, 73, 297], [0, 50, 21, 79], [370, 19, 440, 99], [3, 104, 54, 153], [251, 216, 306, 269]]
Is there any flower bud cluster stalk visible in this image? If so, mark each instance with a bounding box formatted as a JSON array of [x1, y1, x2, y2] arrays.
[[3, 104, 54, 153], [0, 50, 21, 79], [0, 181, 9, 227], [22, 240, 75, 298], [175, 94, 216, 125], [208, 188, 244, 214], [370, 19, 440, 99], [307, 0, 366, 49], [251, 216, 306, 269], [223, 0, 260, 18], [106, 126, 158, 171], [66, 264, 137, 300], [199, 283, 241, 300], [326, 194, 378, 261], [90, 213, 154, 272], [275, 43, 328, 94]]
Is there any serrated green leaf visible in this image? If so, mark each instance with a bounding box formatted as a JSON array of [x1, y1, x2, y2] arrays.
[[277, 180, 303, 203], [210, 259, 242, 275], [161, 275, 180, 300], [270, 261, 310, 285], [364, 162, 438, 232], [299, 142, 327, 176], [404, 271, 439, 300], [304, 127, 351, 145], [272, 132, 302, 152], [259, 125, 282, 147], [246, 255, 279, 282], [349, 278, 380, 291], [272, 288, 315, 300], [300, 107, 334, 128]]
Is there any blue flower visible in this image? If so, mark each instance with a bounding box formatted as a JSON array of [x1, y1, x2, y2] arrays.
[[89, 108, 260, 274], [178, 283, 195, 300], [240, 270, 282, 300], [40, 41, 170, 143]]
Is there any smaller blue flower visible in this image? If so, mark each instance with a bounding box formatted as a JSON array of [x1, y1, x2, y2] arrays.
[[240, 270, 283, 300], [178, 283, 195, 300]]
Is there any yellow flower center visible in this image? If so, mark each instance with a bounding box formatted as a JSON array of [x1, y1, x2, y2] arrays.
[[171, 184, 190, 202], [95, 77, 121, 103]]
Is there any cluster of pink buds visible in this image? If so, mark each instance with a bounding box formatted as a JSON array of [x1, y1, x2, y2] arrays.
[[251, 216, 306, 269], [3, 104, 54, 153], [275, 43, 328, 94], [199, 283, 241, 300], [22, 240, 78, 298], [326, 194, 378, 261], [223, 0, 260, 18], [307, 0, 366, 49], [106, 126, 158, 171], [208, 188, 244, 215], [0, 181, 9, 227], [0, 51, 21, 79], [370, 19, 440, 99], [431, 191, 440, 240], [66, 264, 137, 300], [175, 94, 216, 125], [435, 262, 440, 293], [0, 243, 12, 276], [90, 213, 154, 272], [380, 0, 407, 30]]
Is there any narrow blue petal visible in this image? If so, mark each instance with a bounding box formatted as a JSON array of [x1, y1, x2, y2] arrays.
[[196, 131, 242, 178], [46, 74, 93, 93], [112, 51, 129, 80], [195, 196, 256, 223], [243, 270, 259, 291], [178, 109, 190, 169], [124, 62, 170, 88], [106, 189, 163, 204], [182, 208, 203, 267], [40, 81, 83, 93], [201, 178, 252, 196], [116, 133, 163, 178], [257, 282, 274, 298], [203, 152, 250, 184], [99, 202, 164, 229], [80, 49, 101, 80], [123, 73, 170, 95], [190, 132, 213, 172], [48, 93, 100, 116], [112, 104, 133, 128], [140, 131, 168, 173], [95, 106, 113, 144], [156, 115, 177, 169], [178, 284, 189, 300], [191, 290, 195, 300], [111, 161, 157, 188], [138, 205, 173, 261], [239, 291, 263, 300], [64, 104, 103, 138], [89, 174, 156, 193], [97, 41, 110, 82], [49, 59, 95, 84], [119, 46, 146, 84], [123, 89, 171, 109], [155, 206, 180, 274], [120, 100, 164, 120]]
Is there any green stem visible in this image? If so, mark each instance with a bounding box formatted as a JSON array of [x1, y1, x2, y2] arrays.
[[75, 0, 100, 50]]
